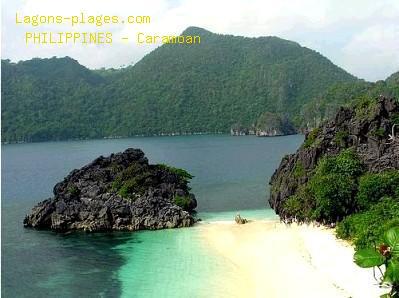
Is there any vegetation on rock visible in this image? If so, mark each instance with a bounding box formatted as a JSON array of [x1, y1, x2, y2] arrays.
[[24, 148, 197, 232], [270, 94, 399, 249], [283, 149, 364, 223]]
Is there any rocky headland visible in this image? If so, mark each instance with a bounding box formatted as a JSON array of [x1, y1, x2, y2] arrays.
[[24, 148, 197, 232], [230, 112, 297, 137], [269, 96, 399, 220]]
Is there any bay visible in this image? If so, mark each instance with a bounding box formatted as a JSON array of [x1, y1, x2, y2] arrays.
[[1, 134, 303, 297]]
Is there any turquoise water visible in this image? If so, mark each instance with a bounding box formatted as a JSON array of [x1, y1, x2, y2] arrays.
[[2, 135, 302, 297], [116, 209, 278, 298]]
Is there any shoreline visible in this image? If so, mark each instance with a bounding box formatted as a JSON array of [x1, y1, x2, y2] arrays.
[[199, 220, 385, 298], [1, 132, 303, 145]]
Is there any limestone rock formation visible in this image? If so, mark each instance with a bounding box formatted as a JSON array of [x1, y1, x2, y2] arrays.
[[269, 96, 399, 218], [24, 148, 197, 232], [255, 112, 297, 137]]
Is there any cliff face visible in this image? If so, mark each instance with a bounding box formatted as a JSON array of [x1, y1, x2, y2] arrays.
[[24, 148, 197, 232], [269, 96, 399, 218], [255, 112, 296, 137], [230, 112, 296, 136]]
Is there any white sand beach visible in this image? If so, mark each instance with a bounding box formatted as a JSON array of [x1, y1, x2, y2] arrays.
[[200, 220, 386, 298]]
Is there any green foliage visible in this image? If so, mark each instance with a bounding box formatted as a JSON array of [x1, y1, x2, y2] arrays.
[[68, 185, 80, 196], [1, 27, 358, 143], [384, 260, 399, 287], [2, 30, 398, 143], [283, 186, 314, 222], [334, 130, 349, 147], [173, 195, 191, 211], [1, 57, 106, 143], [117, 179, 141, 200], [392, 113, 399, 125], [353, 227, 399, 297], [336, 199, 399, 249], [356, 171, 399, 210], [307, 149, 363, 222], [354, 96, 378, 121], [371, 127, 386, 138], [283, 149, 364, 223], [293, 161, 305, 178], [299, 76, 399, 130], [334, 149, 364, 177], [157, 164, 193, 181], [354, 248, 384, 268], [310, 173, 356, 222], [386, 228, 399, 256], [111, 162, 193, 200], [303, 128, 320, 148]]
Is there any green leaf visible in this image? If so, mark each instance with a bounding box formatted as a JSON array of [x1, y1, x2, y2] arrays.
[[384, 260, 399, 284], [385, 227, 399, 256], [354, 248, 384, 268], [380, 294, 390, 298]]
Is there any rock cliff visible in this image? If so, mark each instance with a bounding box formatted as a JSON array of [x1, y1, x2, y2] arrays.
[[24, 148, 197, 232], [255, 112, 296, 137], [269, 96, 399, 218]]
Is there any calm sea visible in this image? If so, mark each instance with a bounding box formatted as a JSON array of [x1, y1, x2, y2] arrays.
[[1, 134, 302, 297]]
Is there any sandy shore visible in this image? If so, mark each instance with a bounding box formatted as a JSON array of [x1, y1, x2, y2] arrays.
[[200, 220, 385, 298]]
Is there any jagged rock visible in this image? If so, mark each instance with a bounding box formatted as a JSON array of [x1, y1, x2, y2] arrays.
[[24, 148, 197, 232], [269, 96, 399, 218]]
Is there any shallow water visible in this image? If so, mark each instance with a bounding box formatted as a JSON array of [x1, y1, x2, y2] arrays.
[[1, 134, 302, 297]]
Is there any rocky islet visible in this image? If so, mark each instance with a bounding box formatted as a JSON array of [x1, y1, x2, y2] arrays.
[[23, 148, 197, 232]]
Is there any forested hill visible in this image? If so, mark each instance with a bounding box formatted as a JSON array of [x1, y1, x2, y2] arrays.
[[2, 57, 108, 141], [2, 27, 359, 143]]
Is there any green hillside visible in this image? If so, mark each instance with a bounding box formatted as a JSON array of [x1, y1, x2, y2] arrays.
[[2, 27, 359, 142]]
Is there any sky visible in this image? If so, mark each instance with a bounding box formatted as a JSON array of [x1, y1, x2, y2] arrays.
[[1, 0, 399, 82]]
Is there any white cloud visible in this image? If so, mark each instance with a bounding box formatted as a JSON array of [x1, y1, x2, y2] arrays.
[[341, 24, 399, 81], [1, 0, 399, 80]]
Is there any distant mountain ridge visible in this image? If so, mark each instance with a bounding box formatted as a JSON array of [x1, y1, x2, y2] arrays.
[[0, 26, 372, 143]]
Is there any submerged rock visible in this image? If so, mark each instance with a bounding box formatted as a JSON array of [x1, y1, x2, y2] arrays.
[[269, 96, 399, 218], [24, 148, 197, 232]]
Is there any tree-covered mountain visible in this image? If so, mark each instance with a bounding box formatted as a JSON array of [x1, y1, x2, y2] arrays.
[[1, 57, 109, 141], [2, 27, 362, 142]]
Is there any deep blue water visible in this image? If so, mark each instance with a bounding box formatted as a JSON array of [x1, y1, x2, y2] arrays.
[[1, 134, 303, 297]]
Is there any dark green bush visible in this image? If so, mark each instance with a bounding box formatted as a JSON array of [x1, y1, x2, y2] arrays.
[[334, 130, 349, 147], [292, 161, 305, 178], [391, 113, 399, 125], [310, 173, 356, 222], [173, 195, 191, 210], [354, 96, 378, 120], [283, 186, 314, 221], [303, 128, 320, 148], [112, 163, 155, 199], [307, 149, 364, 222], [68, 185, 80, 196], [112, 162, 194, 200], [157, 164, 194, 182], [313, 149, 363, 178], [370, 127, 386, 138], [356, 171, 399, 210], [283, 149, 365, 223], [337, 198, 399, 249]]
